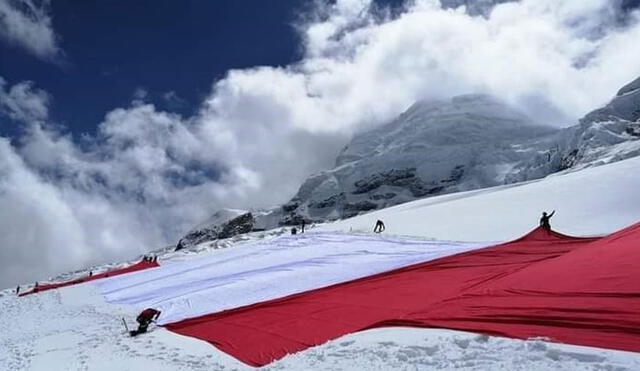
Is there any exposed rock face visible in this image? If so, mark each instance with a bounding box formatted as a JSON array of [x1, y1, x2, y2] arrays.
[[217, 213, 255, 239], [176, 212, 254, 250]]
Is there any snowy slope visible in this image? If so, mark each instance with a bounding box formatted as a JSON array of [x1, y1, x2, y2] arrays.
[[4, 284, 639, 371], [320, 155, 640, 241], [3, 156, 640, 369]]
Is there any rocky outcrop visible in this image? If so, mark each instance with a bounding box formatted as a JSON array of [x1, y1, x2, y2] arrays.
[[176, 212, 255, 250]]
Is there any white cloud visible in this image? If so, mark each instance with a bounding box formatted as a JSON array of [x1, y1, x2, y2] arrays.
[[290, 0, 640, 126], [0, 77, 49, 123], [0, 0, 61, 60], [1, 0, 640, 287]]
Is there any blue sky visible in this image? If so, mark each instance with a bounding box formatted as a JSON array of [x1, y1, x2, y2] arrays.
[[0, 0, 309, 134], [0, 0, 417, 137]]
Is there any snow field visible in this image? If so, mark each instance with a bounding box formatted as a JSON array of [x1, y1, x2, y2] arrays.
[[2, 284, 639, 370]]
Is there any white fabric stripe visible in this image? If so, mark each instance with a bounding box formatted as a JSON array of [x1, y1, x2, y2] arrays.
[[97, 232, 497, 325]]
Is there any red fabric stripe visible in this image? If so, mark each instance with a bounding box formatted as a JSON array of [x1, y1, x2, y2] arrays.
[[19, 260, 159, 296], [165, 226, 640, 366]]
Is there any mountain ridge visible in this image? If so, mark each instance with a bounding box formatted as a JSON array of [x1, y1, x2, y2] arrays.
[[177, 78, 640, 249]]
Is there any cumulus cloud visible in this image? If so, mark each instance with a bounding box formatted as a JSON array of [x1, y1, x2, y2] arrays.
[[0, 0, 61, 60], [293, 0, 640, 126], [1, 0, 640, 288]]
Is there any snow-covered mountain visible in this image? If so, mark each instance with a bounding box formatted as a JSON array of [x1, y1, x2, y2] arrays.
[[282, 94, 557, 223], [178, 77, 640, 249]]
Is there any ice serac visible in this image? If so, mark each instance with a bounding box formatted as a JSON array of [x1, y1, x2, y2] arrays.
[[508, 75, 640, 181], [585, 75, 640, 123]]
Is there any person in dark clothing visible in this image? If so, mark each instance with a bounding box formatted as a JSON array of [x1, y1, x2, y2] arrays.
[[540, 210, 555, 230], [130, 308, 161, 336], [373, 219, 385, 233], [301, 219, 306, 234], [152, 256, 158, 263], [89, 271, 93, 277], [16, 286, 20, 295], [291, 227, 297, 235]]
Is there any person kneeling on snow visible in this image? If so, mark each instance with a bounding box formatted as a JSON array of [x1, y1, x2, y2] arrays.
[[131, 308, 161, 336]]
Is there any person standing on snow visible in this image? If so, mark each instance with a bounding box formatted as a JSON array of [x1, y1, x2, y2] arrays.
[[301, 219, 306, 234], [373, 219, 385, 233], [540, 210, 555, 230]]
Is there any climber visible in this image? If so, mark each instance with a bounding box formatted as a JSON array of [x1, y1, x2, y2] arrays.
[[540, 210, 556, 230], [373, 219, 386, 233], [301, 219, 306, 233], [130, 308, 161, 337]]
